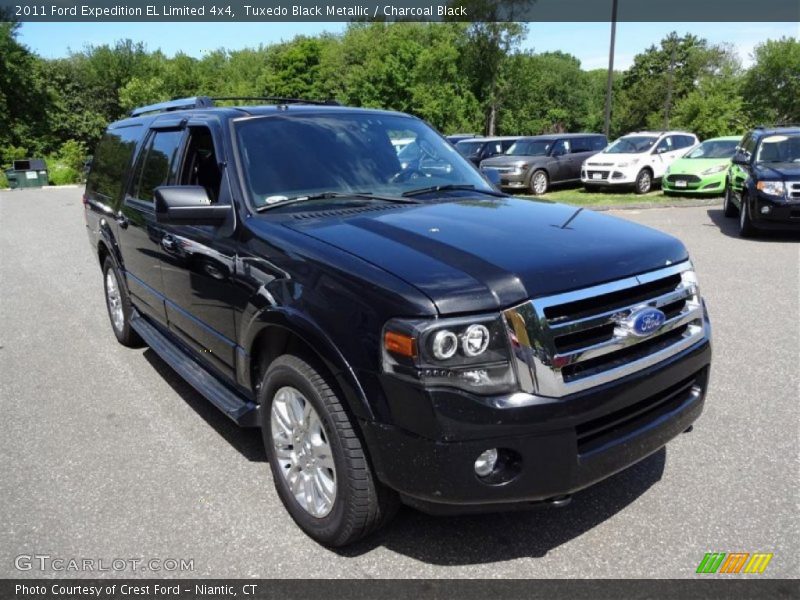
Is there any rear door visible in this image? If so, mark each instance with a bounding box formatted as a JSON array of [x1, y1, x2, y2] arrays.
[[548, 139, 573, 182], [117, 123, 185, 325]]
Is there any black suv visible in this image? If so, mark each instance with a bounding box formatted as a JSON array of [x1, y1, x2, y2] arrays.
[[85, 97, 711, 546], [480, 133, 607, 194], [724, 126, 800, 236]]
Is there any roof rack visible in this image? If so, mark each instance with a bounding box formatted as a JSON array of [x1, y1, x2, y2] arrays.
[[130, 96, 214, 117], [212, 96, 340, 106], [130, 95, 340, 117]]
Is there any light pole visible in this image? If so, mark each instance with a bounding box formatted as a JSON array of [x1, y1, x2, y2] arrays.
[[603, 0, 619, 138]]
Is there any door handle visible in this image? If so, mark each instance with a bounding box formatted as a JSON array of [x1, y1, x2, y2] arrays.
[[115, 213, 129, 229]]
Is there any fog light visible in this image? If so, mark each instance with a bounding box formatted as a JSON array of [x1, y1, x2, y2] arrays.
[[761, 206, 771, 214], [474, 448, 498, 477]]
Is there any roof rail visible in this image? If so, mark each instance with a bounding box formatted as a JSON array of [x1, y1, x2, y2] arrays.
[[212, 96, 340, 106], [130, 96, 214, 117]]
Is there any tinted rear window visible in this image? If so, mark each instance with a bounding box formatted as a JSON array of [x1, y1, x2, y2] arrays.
[[86, 125, 143, 200]]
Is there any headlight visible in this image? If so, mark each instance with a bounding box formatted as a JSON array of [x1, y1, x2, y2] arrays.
[[616, 158, 639, 168], [701, 164, 727, 176], [756, 181, 785, 198], [515, 163, 529, 172], [382, 315, 516, 394]]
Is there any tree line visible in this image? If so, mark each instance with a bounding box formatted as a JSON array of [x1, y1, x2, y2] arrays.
[[1, 20, 798, 186]]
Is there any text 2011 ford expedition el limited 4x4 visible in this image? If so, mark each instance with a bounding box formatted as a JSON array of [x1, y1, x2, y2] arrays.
[[84, 97, 712, 546]]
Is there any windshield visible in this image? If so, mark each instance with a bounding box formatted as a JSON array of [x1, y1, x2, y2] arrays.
[[755, 134, 800, 163], [605, 136, 659, 154], [505, 139, 551, 156], [685, 139, 738, 159], [455, 140, 485, 156], [236, 113, 493, 208]]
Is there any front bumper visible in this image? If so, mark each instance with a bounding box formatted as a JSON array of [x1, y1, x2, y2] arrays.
[[751, 193, 800, 229], [581, 167, 638, 186], [663, 173, 725, 194], [363, 336, 710, 512]]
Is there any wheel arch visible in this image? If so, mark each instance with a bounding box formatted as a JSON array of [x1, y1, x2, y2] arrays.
[[243, 312, 374, 423]]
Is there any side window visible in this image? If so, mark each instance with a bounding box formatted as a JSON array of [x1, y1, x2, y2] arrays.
[[572, 137, 595, 153], [501, 139, 516, 152], [742, 134, 757, 158], [591, 136, 606, 151], [86, 125, 143, 202], [655, 136, 673, 153], [679, 135, 695, 149], [130, 129, 183, 203], [179, 127, 222, 202], [552, 139, 570, 155]]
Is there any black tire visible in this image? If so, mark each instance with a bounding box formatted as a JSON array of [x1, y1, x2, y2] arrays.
[[723, 183, 738, 217], [738, 193, 756, 238], [102, 257, 142, 347], [528, 169, 549, 195], [635, 169, 653, 194], [261, 355, 399, 546]]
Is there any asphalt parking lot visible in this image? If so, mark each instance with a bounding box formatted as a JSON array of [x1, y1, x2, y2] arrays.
[[1, 186, 798, 579]]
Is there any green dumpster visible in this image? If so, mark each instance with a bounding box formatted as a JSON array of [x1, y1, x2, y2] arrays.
[[6, 159, 49, 189]]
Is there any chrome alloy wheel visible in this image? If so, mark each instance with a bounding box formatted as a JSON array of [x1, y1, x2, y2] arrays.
[[532, 171, 548, 195], [270, 386, 337, 518], [105, 269, 125, 333]]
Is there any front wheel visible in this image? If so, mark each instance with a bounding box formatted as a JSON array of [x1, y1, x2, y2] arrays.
[[261, 355, 398, 546], [635, 169, 653, 194], [529, 170, 549, 195], [738, 193, 756, 237], [723, 184, 738, 217]]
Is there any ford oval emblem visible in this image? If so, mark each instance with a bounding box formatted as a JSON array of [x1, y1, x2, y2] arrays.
[[618, 306, 666, 338]]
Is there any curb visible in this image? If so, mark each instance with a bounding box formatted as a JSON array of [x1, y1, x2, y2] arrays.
[[588, 198, 722, 211]]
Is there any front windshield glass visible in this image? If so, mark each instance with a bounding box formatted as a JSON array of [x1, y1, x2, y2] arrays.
[[685, 139, 738, 159], [236, 113, 493, 208], [455, 140, 485, 156], [755, 134, 800, 163], [505, 139, 551, 156], [605, 136, 659, 154]]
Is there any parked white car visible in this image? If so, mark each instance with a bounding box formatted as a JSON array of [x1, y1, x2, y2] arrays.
[[581, 131, 699, 194]]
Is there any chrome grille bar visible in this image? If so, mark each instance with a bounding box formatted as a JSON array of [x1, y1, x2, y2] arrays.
[[504, 261, 707, 397]]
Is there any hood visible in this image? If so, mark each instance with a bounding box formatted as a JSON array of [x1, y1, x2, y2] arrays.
[[668, 157, 731, 175], [282, 197, 688, 314], [481, 154, 546, 167], [586, 152, 646, 165], [754, 163, 800, 179]]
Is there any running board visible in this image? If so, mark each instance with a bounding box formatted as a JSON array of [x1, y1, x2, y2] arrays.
[[130, 312, 259, 427]]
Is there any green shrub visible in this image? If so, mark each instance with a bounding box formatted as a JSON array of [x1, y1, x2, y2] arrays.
[[56, 139, 88, 173], [48, 164, 80, 186], [0, 171, 8, 189]]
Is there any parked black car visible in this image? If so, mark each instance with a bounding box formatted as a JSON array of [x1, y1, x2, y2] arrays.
[[723, 126, 800, 237], [480, 133, 607, 194], [85, 97, 711, 546], [455, 136, 521, 166]]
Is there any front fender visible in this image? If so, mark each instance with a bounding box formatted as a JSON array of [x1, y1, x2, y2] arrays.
[[238, 307, 374, 422]]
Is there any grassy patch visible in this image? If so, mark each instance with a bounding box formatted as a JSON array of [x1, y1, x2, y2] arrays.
[[517, 187, 720, 207]]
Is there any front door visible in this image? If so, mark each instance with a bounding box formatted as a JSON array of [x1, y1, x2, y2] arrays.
[[158, 124, 243, 380]]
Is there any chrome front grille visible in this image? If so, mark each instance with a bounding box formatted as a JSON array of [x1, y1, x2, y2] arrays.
[[788, 181, 800, 200], [504, 261, 707, 397]]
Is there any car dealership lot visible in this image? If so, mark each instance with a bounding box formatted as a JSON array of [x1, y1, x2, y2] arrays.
[[1, 187, 797, 578]]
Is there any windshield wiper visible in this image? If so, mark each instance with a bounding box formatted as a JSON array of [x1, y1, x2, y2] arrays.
[[256, 191, 420, 212], [401, 184, 506, 198]]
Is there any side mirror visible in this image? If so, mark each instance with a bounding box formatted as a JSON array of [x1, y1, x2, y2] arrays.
[[483, 167, 502, 188], [731, 151, 749, 166], [154, 186, 230, 226]]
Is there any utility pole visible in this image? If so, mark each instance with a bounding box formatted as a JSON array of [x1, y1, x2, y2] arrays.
[[603, 0, 618, 138], [664, 43, 677, 129]]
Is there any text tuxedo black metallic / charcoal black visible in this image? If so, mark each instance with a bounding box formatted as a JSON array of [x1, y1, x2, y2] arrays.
[[84, 97, 712, 546]]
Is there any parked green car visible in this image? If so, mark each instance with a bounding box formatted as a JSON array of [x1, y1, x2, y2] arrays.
[[662, 136, 741, 195]]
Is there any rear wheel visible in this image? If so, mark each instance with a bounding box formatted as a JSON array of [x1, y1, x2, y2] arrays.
[[102, 257, 142, 347], [261, 355, 398, 546], [723, 183, 738, 217], [635, 169, 653, 194], [529, 170, 549, 195]]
